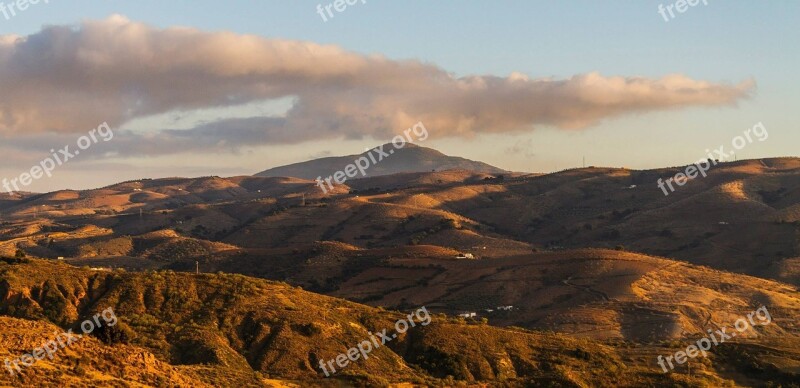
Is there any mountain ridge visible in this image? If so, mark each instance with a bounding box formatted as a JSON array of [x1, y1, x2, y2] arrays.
[[255, 143, 508, 180]]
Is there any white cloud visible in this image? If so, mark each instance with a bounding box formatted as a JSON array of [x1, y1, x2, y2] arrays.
[[0, 15, 755, 156]]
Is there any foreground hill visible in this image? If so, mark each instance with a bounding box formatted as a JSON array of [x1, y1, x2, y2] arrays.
[[0, 257, 750, 387], [255, 143, 508, 180], [0, 316, 209, 387]]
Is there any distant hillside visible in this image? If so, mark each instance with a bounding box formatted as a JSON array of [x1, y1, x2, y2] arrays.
[[255, 143, 508, 180], [4, 158, 800, 285]]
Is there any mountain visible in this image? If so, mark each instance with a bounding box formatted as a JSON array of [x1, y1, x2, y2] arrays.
[[255, 143, 508, 180]]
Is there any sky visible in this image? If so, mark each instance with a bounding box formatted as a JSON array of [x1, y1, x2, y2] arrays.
[[0, 1, 797, 193]]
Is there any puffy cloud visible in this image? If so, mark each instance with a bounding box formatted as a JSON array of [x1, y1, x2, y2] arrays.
[[0, 15, 755, 155]]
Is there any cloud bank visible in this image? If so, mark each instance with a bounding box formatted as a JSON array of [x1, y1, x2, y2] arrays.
[[0, 15, 754, 156]]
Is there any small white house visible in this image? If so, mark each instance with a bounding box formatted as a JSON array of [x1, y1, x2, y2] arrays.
[[458, 312, 477, 318]]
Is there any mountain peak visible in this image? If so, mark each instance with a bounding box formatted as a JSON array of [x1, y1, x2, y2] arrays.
[[255, 144, 505, 180]]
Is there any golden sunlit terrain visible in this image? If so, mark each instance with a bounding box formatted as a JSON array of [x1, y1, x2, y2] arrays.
[[1, 151, 799, 386]]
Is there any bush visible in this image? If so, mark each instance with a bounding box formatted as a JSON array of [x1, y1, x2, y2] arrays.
[[574, 347, 592, 360], [292, 323, 322, 337], [411, 346, 468, 380], [0, 256, 29, 264], [92, 322, 135, 345]]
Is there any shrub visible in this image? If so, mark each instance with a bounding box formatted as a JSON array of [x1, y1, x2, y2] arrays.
[[1, 256, 29, 264], [291, 323, 322, 337], [574, 347, 592, 360], [411, 346, 468, 380], [92, 322, 135, 345]]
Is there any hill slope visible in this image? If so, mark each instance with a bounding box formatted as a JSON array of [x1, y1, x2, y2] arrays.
[[0, 258, 754, 387], [2, 157, 800, 385]]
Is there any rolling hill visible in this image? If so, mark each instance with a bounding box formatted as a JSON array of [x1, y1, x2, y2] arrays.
[[2, 152, 800, 386]]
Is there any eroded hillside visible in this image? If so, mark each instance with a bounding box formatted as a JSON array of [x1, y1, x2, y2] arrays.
[[0, 258, 750, 387]]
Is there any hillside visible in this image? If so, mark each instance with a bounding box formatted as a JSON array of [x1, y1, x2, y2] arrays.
[[0, 257, 753, 387], [2, 156, 800, 386], [0, 316, 210, 387], [158, 246, 800, 341], [2, 158, 800, 286]]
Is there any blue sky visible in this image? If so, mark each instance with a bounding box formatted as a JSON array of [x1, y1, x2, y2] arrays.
[[0, 1, 797, 191]]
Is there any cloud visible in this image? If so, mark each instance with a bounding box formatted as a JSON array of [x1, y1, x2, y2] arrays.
[[0, 15, 755, 156]]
